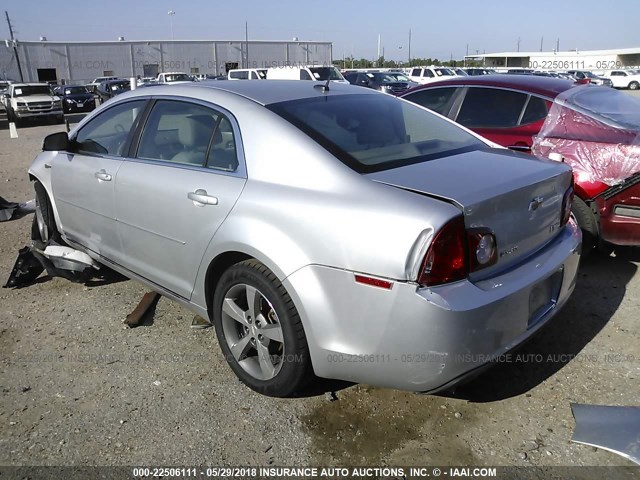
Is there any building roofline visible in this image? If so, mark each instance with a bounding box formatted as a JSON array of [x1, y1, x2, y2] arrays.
[[14, 39, 332, 45], [465, 47, 640, 59]]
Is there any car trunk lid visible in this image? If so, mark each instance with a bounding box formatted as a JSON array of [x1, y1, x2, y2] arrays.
[[366, 148, 573, 276]]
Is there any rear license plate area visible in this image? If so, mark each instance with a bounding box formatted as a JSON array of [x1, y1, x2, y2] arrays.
[[528, 269, 563, 327]]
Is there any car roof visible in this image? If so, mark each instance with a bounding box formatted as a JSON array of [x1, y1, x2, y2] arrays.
[[403, 74, 576, 98], [180, 79, 376, 105]]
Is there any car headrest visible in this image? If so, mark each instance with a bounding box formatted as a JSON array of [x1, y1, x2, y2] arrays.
[[178, 114, 216, 147]]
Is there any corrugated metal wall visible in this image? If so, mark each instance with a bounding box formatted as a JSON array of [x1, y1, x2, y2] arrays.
[[1, 40, 332, 84]]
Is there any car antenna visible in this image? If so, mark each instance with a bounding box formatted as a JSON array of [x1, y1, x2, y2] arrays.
[[314, 79, 330, 92]]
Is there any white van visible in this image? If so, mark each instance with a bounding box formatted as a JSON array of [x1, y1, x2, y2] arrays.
[[266, 65, 348, 83], [227, 68, 268, 80]]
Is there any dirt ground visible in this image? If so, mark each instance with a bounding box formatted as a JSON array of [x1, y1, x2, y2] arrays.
[[0, 101, 638, 473]]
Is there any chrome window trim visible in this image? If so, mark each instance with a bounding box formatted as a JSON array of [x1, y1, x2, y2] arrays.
[[127, 94, 248, 180]]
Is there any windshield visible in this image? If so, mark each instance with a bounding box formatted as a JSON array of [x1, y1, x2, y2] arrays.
[[371, 73, 408, 83], [435, 68, 455, 76], [268, 94, 485, 173], [165, 73, 192, 82], [583, 71, 597, 78], [308, 67, 345, 81], [64, 86, 89, 95], [14, 85, 52, 97], [387, 73, 411, 82]]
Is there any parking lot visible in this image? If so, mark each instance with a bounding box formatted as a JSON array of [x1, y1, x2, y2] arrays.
[[0, 93, 639, 470]]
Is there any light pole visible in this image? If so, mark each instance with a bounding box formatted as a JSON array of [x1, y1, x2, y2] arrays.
[[168, 10, 175, 40]]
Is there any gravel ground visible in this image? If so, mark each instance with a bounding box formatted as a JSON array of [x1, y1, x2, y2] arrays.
[[0, 98, 638, 471]]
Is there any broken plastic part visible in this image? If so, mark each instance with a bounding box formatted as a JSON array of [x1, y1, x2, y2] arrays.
[[571, 403, 640, 465], [532, 85, 640, 186], [41, 245, 98, 272], [3, 246, 45, 288]]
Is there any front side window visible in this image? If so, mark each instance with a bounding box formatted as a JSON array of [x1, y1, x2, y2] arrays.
[[137, 100, 238, 170], [457, 88, 528, 128], [403, 87, 458, 115], [74, 100, 146, 156], [268, 93, 484, 173]]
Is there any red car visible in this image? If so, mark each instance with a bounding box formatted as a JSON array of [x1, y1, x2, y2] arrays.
[[400, 75, 640, 253]]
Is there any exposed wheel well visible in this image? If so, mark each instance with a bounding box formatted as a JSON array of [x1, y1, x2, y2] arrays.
[[204, 251, 253, 320]]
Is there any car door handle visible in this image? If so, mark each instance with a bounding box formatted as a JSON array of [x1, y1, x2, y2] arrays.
[[94, 170, 112, 181], [188, 189, 218, 206]]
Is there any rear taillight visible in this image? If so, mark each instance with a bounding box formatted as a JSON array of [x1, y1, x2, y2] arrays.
[[418, 217, 497, 287], [467, 228, 498, 272], [561, 177, 575, 226]]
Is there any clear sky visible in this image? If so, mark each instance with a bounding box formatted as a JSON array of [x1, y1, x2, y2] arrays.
[[3, 0, 639, 60]]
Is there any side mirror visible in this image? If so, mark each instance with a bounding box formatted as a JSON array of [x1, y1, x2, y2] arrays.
[[43, 131, 70, 151]]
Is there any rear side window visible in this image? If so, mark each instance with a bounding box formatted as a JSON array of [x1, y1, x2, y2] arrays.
[[456, 88, 528, 128], [422, 70, 435, 78], [403, 87, 458, 115], [410, 68, 421, 76], [520, 96, 548, 125], [268, 93, 484, 173], [74, 100, 146, 156], [300, 70, 312, 80]]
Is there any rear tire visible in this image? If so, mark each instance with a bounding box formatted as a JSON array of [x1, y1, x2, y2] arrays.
[[212, 259, 312, 397], [571, 197, 598, 256]]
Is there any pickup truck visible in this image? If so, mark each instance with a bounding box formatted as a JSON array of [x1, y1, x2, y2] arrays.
[[600, 70, 640, 90], [156, 72, 194, 84], [3, 83, 64, 125]]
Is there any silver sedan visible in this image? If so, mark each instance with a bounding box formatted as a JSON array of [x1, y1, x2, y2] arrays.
[[28, 81, 581, 397]]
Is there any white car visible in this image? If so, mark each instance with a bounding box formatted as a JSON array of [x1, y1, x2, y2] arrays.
[[601, 70, 640, 90], [266, 65, 348, 83], [408, 66, 458, 84], [3, 83, 64, 125], [156, 72, 194, 84], [228, 68, 267, 80]]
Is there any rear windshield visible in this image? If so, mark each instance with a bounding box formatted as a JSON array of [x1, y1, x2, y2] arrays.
[[268, 93, 485, 173]]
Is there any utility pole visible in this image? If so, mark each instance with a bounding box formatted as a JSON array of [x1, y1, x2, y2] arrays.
[[517, 37, 520, 52], [540, 36, 543, 52], [245, 21, 249, 69], [556, 38, 560, 52], [408, 29, 411, 67], [377, 34, 381, 60], [5, 11, 24, 82]]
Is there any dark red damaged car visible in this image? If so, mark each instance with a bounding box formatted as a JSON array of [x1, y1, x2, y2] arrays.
[[401, 75, 640, 253]]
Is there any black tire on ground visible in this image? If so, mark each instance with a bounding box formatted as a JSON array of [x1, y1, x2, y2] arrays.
[[32, 180, 61, 249], [212, 259, 313, 397], [571, 197, 598, 256], [629, 81, 639, 90], [32, 180, 89, 282]]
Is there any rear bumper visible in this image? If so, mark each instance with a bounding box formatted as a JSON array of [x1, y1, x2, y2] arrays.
[[284, 220, 581, 392]]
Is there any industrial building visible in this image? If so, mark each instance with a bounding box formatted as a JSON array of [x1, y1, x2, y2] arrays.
[[1, 39, 333, 84], [465, 47, 640, 70]]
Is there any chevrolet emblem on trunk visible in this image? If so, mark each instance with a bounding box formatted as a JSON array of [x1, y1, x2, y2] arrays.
[[528, 196, 544, 211]]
